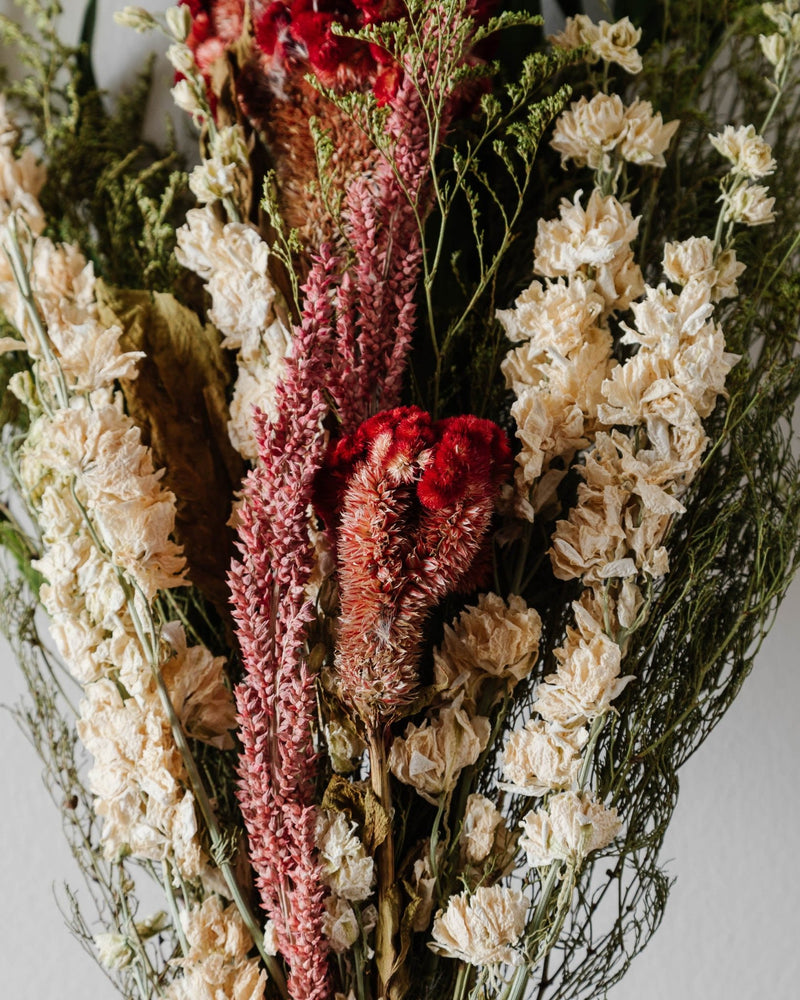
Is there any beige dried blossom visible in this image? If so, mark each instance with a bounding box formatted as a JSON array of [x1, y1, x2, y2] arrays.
[[315, 809, 375, 902], [502, 718, 587, 796], [549, 15, 643, 74], [25, 397, 186, 600], [534, 189, 644, 312], [720, 182, 777, 226], [709, 124, 776, 179], [497, 275, 605, 352], [461, 793, 505, 865], [592, 17, 643, 73], [760, 32, 787, 74], [535, 628, 633, 727], [322, 897, 360, 953], [551, 96, 676, 172], [619, 100, 679, 168], [551, 94, 627, 171], [433, 593, 542, 703], [388, 694, 491, 803], [160, 622, 236, 750], [0, 140, 46, 234], [77, 678, 205, 877], [662, 237, 745, 301], [429, 885, 528, 967], [520, 791, 622, 868], [324, 719, 367, 774], [165, 896, 266, 1000]]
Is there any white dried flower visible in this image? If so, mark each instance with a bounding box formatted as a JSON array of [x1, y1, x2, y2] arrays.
[[662, 237, 745, 301], [433, 593, 542, 703], [166, 897, 266, 1000], [189, 157, 237, 204], [461, 793, 504, 864], [95, 933, 133, 970], [388, 694, 491, 803], [592, 17, 643, 74], [721, 183, 776, 226], [496, 275, 605, 351], [549, 16, 643, 74], [534, 630, 633, 726], [322, 897, 360, 953], [520, 791, 622, 868], [160, 622, 236, 750], [429, 885, 528, 967], [709, 124, 776, 179], [534, 189, 643, 312], [324, 720, 366, 774], [315, 810, 375, 902], [501, 718, 587, 796], [551, 94, 627, 171], [620, 100, 679, 168]]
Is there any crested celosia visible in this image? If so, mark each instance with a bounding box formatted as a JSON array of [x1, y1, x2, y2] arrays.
[[320, 406, 511, 723], [429, 885, 528, 967]]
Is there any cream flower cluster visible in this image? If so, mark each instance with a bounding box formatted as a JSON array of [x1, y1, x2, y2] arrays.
[[389, 594, 540, 802], [0, 106, 236, 883], [429, 885, 528, 967], [165, 896, 268, 1000], [175, 206, 292, 460], [551, 94, 678, 173], [549, 15, 643, 74], [710, 125, 777, 228], [316, 809, 376, 953], [499, 190, 644, 516]]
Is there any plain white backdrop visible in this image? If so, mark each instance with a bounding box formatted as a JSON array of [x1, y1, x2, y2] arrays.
[[1, 2, 799, 997]]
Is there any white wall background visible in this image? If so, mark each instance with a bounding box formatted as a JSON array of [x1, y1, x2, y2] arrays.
[[1, 2, 799, 997]]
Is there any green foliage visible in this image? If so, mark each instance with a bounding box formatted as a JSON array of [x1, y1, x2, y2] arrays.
[[0, 0, 192, 292]]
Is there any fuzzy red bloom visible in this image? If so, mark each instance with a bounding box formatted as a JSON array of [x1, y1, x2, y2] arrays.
[[318, 406, 511, 724]]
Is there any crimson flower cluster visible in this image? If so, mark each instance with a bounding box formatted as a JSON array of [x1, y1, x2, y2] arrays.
[[317, 406, 511, 725]]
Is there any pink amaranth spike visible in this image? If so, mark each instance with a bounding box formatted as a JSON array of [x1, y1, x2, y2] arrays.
[[230, 251, 340, 1000]]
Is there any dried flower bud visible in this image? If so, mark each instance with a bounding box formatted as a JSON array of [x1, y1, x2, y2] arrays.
[[760, 32, 787, 74], [166, 43, 197, 77], [113, 6, 157, 32], [171, 79, 203, 120], [166, 5, 192, 42]]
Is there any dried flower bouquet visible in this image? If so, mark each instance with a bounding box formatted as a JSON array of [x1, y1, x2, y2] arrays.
[[1, 2, 799, 999]]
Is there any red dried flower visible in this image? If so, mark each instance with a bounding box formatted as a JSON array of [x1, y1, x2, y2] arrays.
[[318, 406, 511, 724]]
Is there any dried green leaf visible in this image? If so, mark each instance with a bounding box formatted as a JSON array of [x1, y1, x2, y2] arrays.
[[95, 281, 243, 614]]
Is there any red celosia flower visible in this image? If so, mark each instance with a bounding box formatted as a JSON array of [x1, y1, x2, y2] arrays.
[[317, 406, 511, 724]]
